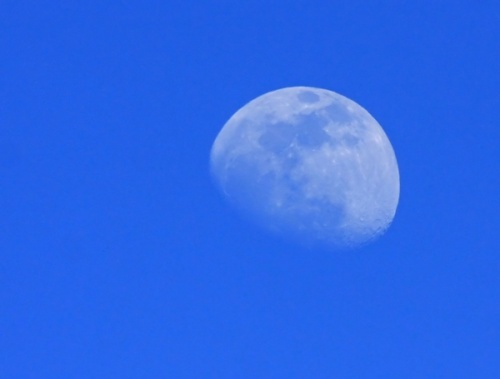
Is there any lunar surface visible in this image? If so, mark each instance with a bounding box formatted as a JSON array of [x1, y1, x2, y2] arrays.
[[210, 86, 400, 250]]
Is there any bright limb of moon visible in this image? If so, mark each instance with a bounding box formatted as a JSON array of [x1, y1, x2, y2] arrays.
[[210, 86, 400, 250]]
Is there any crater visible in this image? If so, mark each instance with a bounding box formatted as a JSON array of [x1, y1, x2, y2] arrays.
[[324, 102, 354, 124], [297, 91, 320, 103], [295, 112, 330, 148], [258, 121, 296, 153]]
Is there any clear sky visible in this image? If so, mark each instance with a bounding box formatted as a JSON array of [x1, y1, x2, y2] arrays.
[[1, 1, 499, 377]]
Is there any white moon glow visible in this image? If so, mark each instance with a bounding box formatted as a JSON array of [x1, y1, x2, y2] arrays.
[[210, 87, 400, 250]]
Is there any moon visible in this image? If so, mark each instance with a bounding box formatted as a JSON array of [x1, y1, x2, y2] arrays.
[[210, 86, 400, 250]]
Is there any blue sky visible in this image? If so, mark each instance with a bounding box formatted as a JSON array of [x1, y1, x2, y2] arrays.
[[1, 1, 499, 377]]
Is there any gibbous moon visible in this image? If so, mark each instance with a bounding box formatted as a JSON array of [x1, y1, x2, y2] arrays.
[[210, 87, 400, 250]]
